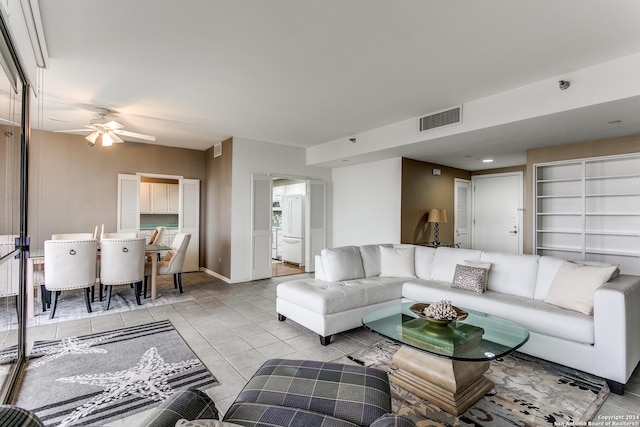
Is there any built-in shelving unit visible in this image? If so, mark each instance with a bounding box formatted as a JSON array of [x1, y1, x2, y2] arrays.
[[534, 153, 640, 275]]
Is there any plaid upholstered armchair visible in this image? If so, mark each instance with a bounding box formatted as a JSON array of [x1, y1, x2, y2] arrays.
[[142, 359, 416, 427]]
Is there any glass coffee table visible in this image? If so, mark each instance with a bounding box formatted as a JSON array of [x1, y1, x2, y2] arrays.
[[362, 302, 529, 415]]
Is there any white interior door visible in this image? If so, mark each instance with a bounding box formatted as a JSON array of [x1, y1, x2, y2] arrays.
[[454, 178, 471, 249], [305, 180, 326, 272], [179, 178, 200, 272], [117, 174, 140, 233], [251, 174, 273, 279], [472, 172, 523, 253]]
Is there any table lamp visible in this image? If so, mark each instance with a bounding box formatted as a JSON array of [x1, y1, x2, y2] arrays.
[[427, 208, 447, 246]]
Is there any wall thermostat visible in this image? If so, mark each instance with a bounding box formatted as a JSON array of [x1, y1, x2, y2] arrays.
[[433, 168, 441, 176]]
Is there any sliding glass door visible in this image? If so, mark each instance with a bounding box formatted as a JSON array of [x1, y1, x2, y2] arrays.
[[0, 11, 29, 402]]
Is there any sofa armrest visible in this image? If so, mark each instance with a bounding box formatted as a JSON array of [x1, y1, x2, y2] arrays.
[[139, 388, 219, 427], [370, 413, 417, 427], [593, 274, 640, 384]]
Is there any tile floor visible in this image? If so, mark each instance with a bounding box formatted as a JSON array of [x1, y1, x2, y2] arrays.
[[4, 271, 639, 423]]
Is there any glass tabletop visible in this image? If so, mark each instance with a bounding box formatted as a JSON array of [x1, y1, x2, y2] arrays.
[[362, 302, 529, 361]]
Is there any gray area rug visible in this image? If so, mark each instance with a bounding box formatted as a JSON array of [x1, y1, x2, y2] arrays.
[[0, 279, 194, 331], [15, 320, 219, 427], [335, 340, 609, 427]]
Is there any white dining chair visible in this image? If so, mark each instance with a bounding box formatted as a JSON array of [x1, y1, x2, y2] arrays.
[[43, 239, 98, 319], [99, 237, 146, 310], [144, 233, 190, 296], [0, 235, 19, 314], [148, 226, 166, 245], [101, 232, 138, 239], [51, 233, 94, 240]]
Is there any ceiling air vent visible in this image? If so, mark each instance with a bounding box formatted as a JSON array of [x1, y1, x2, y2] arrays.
[[213, 143, 222, 158], [419, 106, 462, 132]]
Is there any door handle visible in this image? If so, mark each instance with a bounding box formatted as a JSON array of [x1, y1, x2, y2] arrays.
[[509, 230, 518, 235]]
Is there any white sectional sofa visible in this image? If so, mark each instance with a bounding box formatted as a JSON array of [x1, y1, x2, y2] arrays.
[[275, 244, 640, 393]]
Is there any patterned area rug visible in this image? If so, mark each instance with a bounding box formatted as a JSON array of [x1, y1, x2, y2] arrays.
[[14, 320, 219, 427], [336, 340, 609, 427]]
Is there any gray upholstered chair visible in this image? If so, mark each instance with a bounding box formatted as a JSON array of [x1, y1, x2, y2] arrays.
[[0, 405, 45, 427], [43, 239, 97, 319], [144, 233, 190, 296], [141, 359, 416, 427], [99, 237, 146, 310]]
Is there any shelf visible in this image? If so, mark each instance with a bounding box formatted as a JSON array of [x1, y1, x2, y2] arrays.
[[536, 194, 581, 199], [536, 246, 583, 253], [537, 229, 582, 234], [536, 178, 582, 183], [584, 212, 640, 216], [585, 230, 640, 237], [585, 193, 640, 197], [585, 174, 640, 180], [584, 248, 640, 257], [536, 212, 582, 216]]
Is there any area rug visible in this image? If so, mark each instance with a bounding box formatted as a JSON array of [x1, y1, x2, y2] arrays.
[[0, 279, 195, 331], [14, 320, 219, 427], [336, 340, 609, 427]]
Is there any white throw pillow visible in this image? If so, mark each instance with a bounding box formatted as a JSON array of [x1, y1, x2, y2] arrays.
[[544, 261, 618, 315], [379, 246, 416, 278], [321, 246, 365, 282]]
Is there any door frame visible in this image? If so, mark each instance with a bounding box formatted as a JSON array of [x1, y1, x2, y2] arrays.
[[454, 178, 472, 249], [471, 171, 523, 253]]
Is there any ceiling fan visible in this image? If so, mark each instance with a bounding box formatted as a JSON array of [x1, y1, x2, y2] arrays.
[[55, 108, 157, 146]]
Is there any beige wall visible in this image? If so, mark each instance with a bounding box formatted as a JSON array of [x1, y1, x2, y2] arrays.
[[28, 130, 206, 258], [0, 127, 21, 234], [400, 158, 471, 244], [524, 134, 640, 253], [204, 138, 232, 278]]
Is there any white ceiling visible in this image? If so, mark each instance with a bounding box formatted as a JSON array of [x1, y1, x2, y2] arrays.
[[34, 0, 640, 170]]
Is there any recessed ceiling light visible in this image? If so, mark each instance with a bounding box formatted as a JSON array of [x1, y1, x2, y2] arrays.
[[482, 159, 494, 163]]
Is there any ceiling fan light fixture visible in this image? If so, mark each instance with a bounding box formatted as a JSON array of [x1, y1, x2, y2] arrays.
[[101, 132, 114, 146], [85, 131, 100, 146]]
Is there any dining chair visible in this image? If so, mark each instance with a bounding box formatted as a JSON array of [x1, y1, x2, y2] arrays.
[[101, 232, 139, 239], [99, 237, 146, 310], [43, 239, 97, 319], [51, 233, 94, 240], [144, 233, 191, 296], [0, 235, 19, 314], [148, 226, 166, 245]]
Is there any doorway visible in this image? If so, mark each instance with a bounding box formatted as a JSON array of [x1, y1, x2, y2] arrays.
[[471, 172, 523, 253], [272, 178, 307, 277]]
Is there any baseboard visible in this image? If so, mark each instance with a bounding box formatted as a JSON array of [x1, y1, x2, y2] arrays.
[[201, 268, 232, 283]]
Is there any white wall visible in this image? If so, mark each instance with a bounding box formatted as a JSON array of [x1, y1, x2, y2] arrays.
[[230, 137, 332, 282], [331, 157, 402, 247]]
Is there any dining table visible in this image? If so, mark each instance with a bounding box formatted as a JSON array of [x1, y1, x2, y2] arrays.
[[26, 243, 171, 318]]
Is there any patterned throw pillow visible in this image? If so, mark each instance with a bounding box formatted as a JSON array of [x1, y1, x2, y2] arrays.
[[451, 264, 486, 293]]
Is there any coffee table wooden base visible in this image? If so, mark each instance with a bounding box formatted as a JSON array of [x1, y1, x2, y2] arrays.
[[390, 346, 494, 416]]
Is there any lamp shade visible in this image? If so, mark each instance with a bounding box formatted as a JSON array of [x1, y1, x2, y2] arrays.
[[427, 208, 447, 223]]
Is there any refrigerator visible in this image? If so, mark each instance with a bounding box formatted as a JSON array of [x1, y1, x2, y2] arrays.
[[281, 194, 305, 265]]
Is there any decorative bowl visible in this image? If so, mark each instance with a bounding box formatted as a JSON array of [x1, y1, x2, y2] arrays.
[[409, 302, 468, 326]]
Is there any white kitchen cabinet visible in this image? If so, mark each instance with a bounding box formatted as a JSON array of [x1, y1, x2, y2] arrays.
[[534, 154, 640, 274], [140, 183, 180, 214]]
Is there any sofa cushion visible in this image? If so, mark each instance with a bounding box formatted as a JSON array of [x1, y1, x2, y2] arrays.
[[431, 247, 482, 282], [480, 251, 540, 299], [451, 264, 486, 293], [321, 246, 365, 282], [414, 246, 437, 280], [359, 244, 392, 277], [277, 278, 403, 315], [380, 246, 416, 278], [544, 261, 618, 315]]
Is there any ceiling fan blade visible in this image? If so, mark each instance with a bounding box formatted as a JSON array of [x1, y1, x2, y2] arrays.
[[103, 120, 125, 130], [0, 117, 20, 126], [53, 129, 92, 133], [113, 129, 156, 141], [108, 131, 124, 143]]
